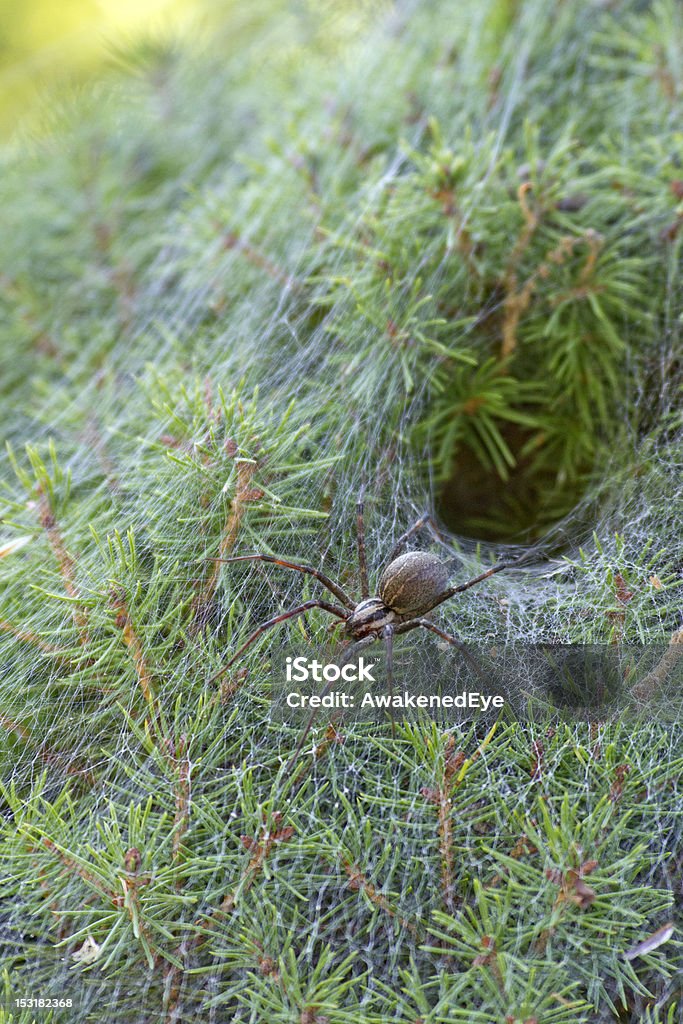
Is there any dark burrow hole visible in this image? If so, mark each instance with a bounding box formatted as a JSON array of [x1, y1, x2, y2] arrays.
[[434, 425, 591, 544]]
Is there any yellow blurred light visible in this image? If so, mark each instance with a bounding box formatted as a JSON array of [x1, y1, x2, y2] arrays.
[[0, 0, 199, 138]]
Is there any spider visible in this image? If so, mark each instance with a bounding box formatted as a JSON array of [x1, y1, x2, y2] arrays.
[[209, 495, 519, 765]]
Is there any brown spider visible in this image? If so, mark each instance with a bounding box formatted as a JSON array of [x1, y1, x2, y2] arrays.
[[210, 495, 517, 764]]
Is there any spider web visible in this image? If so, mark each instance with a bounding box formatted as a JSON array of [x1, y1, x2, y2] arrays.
[[0, 0, 681, 1021]]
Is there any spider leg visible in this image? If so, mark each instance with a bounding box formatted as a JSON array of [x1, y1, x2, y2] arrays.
[[417, 560, 512, 615], [448, 561, 511, 595], [356, 487, 369, 600], [383, 624, 397, 738], [394, 618, 491, 686], [207, 599, 347, 684], [284, 634, 377, 773], [208, 554, 354, 610], [387, 513, 445, 562]]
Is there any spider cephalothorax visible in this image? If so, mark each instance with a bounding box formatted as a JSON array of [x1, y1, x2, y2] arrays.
[[344, 597, 396, 638]]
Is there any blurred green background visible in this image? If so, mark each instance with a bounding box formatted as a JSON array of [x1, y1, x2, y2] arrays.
[[0, 0, 200, 138]]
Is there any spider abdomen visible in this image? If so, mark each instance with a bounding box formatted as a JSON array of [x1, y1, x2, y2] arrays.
[[378, 551, 450, 617], [346, 597, 396, 638]]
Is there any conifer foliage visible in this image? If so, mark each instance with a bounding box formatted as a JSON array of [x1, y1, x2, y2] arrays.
[[0, 1, 681, 1021]]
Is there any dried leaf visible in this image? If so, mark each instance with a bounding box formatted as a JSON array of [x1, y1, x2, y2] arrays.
[[0, 535, 32, 558], [72, 935, 102, 964], [572, 877, 596, 909], [614, 573, 634, 604], [623, 922, 675, 961]]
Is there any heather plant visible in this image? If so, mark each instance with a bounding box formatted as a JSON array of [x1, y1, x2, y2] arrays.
[[0, 1, 681, 1021]]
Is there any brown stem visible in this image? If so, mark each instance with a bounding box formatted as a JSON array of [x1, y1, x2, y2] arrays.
[[192, 458, 263, 627], [342, 861, 419, 935], [220, 228, 303, 291], [172, 736, 191, 877], [38, 497, 89, 644], [42, 836, 118, 903], [0, 619, 70, 658], [500, 177, 603, 359], [110, 590, 156, 706], [422, 736, 465, 912]]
